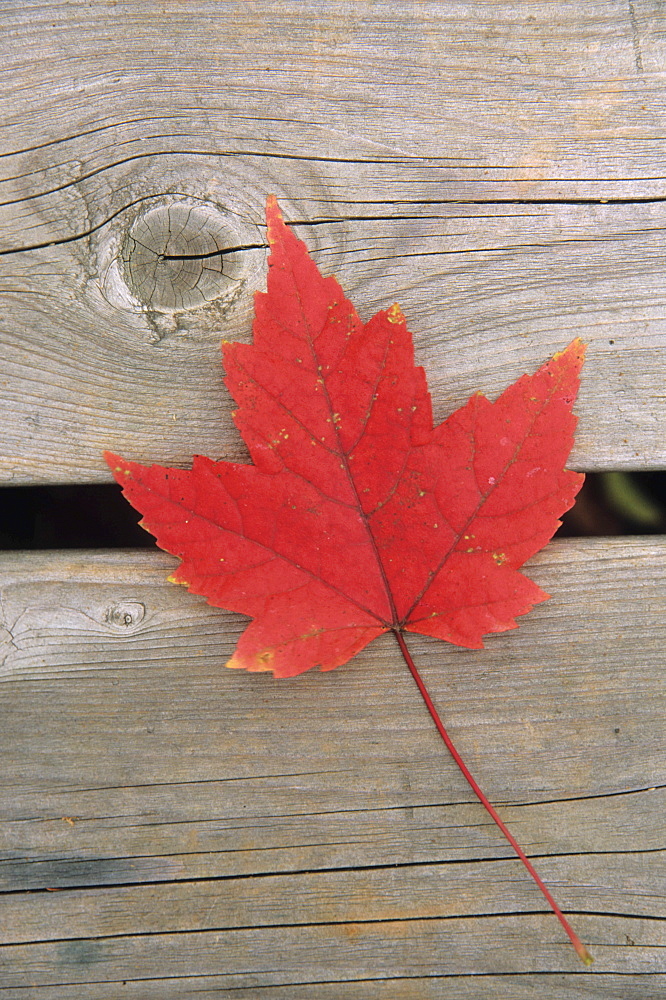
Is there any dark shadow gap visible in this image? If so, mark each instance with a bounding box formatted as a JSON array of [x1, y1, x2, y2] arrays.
[[557, 470, 665, 537], [0, 484, 153, 549], [0, 472, 664, 550]]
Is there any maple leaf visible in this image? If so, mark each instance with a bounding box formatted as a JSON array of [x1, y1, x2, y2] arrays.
[[105, 196, 591, 964]]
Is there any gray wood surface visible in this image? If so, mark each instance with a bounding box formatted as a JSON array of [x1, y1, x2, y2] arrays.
[[1, 2, 665, 482], [1, 2, 664, 996], [0, 540, 664, 995]]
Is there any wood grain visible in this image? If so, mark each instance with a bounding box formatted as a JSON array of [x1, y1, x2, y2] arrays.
[[1, 2, 665, 482], [1, 3, 664, 996], [0, 540, 664, 994]]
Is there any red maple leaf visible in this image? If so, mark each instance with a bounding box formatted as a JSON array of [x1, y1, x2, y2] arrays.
[[105, 196, 591, 964]]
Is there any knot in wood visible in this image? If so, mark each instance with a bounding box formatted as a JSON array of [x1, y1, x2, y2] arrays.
[[121, 202, 237, 311], [105, 601, 146, 629]]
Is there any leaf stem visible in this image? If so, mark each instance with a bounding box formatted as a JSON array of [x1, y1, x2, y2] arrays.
[[393, 629, 593, 966]]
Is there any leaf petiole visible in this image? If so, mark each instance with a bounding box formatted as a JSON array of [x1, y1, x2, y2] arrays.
[[393, 629, 593, 966]]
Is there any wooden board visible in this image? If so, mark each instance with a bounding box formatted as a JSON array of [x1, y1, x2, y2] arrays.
[[1, 2, 665, 483], [0, 539, 664, 994], [1, 3, 664, 996]]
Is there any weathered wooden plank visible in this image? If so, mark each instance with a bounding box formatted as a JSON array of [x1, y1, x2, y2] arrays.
[[2, 201, 664, 481], [2, 852, 663, 946], [0, 916, 662, 990], [1, 3, 665, 482], [0, 539, 664, 993], [1, 200, 664, 483], [1, 974, 665, 1000], [3, 2, 666, 200], [1, 780, 663, 892], [1, 2, 665, 993], [2, 977, 665, 1000]]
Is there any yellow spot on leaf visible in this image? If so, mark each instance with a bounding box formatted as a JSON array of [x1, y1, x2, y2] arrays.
[[226, 653, 272, 673], [387, 303, 404, 324]]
